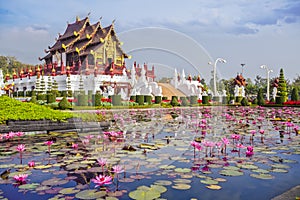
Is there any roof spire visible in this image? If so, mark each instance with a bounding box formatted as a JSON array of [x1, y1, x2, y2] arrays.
[[76, 16, 80, 22]]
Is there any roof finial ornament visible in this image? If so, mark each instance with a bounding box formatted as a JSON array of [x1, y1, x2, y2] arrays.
[[112, 19, 116, 24], [99, 16, 103, 20], [76, 16, 80, 22], [87, 12, 91, 17]]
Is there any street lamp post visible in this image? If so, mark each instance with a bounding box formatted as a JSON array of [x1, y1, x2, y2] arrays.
[[209, 58, 226, 96], [260, 65, 273, 101]]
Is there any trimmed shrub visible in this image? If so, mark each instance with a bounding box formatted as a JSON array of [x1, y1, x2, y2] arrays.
[[190, 96, 198, 105], [130, 96, 136, 102], [170, 96, 179, 107], [202, 96, 209, 104], [78, 94, 88, 106], [94, 93, 102, 107], [29, 96, 37, 104], [47, 93, 56, 104], [144, 95, 152, 104], [37, 94, 46, 101], [275, 96, 284, 105], [241, 97, 248, 106], [60, 91, 67, 97], [180, 97, 189, 106], [111, 95, 122, 106], [136, 95, 144, 105], [252, 98, 258, 105], [222, 96, 229, 104], [162, 96, 168, 101], [58, 96, 71, 110], [257, 88, 265, 106], [277, 68, 288, 103], [235, 96, 243, 103], [155, 96, 162, 104], [291, 87, 299, 101]]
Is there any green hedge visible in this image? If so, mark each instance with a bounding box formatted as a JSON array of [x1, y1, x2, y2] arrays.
[[155, 96, 162, 104], [58, 96, 71, 110], [144, 95, 152, 104], [47, 93, 56, 103], [112, 95, 122, 106], [180, 96, 189, 106], [202, 96, 209, 104], [235, 96, 243, 103], [136, 95, 144, 105], [162, 96, 168, 101], [78, 94, 88, 106], [130, 96, 136, 102], [170, 96, 179, 106], [190, 96, 198, 105]]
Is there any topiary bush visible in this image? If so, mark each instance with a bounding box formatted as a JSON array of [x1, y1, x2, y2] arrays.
[[136, 95, 144, 105], [180, 97, 189, 106], [111, 95, 122, 106], [170, 96, 179, 107], [29, 95, 37, 104], [130, 96, 136, 102], [47, 93, 56, 104], [94, 93, 102, 107], [291, 87, 299, 101], [202, 96, 209, 104], [58, 96, 71, 110], [155, 96, 162, 104], [241, 97, 249, 106], [190, 96, 198, 105], [78, 94, 88, 106], [162, 96, 168, 101], [257, 88, 265, 106], [144, 95, 152, 105]]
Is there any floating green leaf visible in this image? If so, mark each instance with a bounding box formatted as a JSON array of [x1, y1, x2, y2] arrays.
[[219, 169, 244, 176], [75, 189, 106, 199]]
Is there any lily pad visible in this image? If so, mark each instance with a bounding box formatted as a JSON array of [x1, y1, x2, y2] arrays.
[[250, 173, 274, 180], [18, 183, 40, 190], [75, 189, 106, 199], [271, 164, 290, 169], [174, 168, 191, 173], [129, 186, 161, 200], [172, 183, 191, 190], [41, 177, 69, 186], [219, 169, 244, 176], [154, 180, 172, 186], [59, 187, 80, 194], [206, 184, 222, 190], [200, 179, 219, 185]]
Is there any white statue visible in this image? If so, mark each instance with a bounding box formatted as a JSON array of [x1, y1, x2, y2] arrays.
[[272, 87, 277, 101], [0, 69, 4, 96]]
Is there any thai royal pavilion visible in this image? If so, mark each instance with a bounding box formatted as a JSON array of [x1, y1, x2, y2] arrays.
[[2, 16, 162, 99]]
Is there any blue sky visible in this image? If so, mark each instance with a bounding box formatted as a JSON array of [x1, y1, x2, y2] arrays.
[[0, 0, 299, 81]]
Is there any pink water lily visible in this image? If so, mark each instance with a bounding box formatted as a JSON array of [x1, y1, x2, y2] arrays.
[[16, 144, 25, 152], [112, 165, 124, 174], [92, 175, 112, 187], [259, 130, 265, 134], [97, 158, 107, 172], [231, 134, 240, 140], [44, 141, 54, 146], [44, 140, 54, 153], [15, 131, 24, 137], [28, 161, 35, 167], [222, 137, 230, 145], [14, 174, 28, 184], [72, 143, 78, 149]]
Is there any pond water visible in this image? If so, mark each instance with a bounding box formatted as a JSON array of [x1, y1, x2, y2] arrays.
[[0, 106, 299, 200]]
